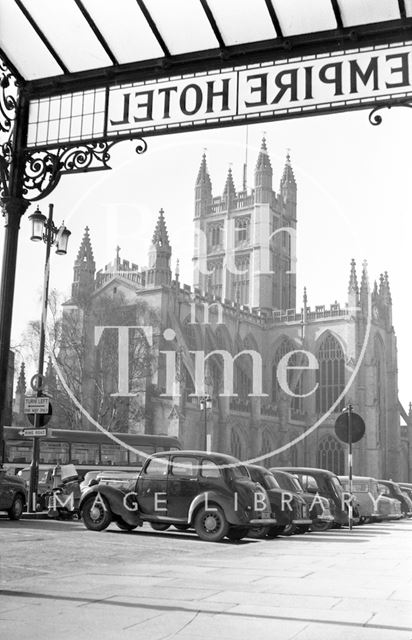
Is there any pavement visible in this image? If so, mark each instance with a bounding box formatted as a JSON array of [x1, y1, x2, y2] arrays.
[[0, 517, 411, 640]]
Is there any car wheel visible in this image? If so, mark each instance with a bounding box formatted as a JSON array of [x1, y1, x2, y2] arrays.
[[226, 527, 249, 541], [281, 524, 298, 536], [174, 524, 190, 531], [116, 520, 137, 531], [267, 526, 285, 538], [81, 495, 112, 531], [311, 520, 333, 532], [248, 525, 270, 539], [194, 505, 229, 542], [8, 495, 24, 520], [296, 524, 311, 534], [150, 523, 170, 531]]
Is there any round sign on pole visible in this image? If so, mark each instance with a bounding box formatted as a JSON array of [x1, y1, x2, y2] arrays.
[[28, 402, 53, 427], [334, 411, 365, 444]]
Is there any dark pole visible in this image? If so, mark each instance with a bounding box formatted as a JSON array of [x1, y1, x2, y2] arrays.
[[0, 86, 30, 465], [348, 403, 353, 531], [28, 204, 53, 512]]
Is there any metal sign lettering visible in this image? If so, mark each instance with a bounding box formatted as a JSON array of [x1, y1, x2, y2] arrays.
[[19, 428, 47, 437], [27, 42, 412, 148], [24, 397, 50, 414]]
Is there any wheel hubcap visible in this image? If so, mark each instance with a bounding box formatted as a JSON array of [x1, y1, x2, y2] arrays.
[[90, 506, 101, 522], [204, 515, 218, 532]]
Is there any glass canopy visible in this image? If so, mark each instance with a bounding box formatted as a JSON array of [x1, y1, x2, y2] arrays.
[[0, 0, 411, 86]]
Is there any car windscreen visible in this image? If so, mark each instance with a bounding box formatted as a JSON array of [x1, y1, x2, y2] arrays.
[[230, 464, 250, 480], [331, 476, 343, 496], [272, 472, 298, 492]]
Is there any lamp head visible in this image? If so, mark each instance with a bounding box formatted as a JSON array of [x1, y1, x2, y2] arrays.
[[28, 206, 46, 242]]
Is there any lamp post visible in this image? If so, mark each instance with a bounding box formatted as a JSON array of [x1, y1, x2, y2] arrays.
[[27, 204, 71, 512], [199, 395, 212, 451]]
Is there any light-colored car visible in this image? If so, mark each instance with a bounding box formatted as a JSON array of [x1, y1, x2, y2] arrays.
[[339, 475, 401, 522]]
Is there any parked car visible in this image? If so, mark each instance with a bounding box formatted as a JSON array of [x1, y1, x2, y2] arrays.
[[338, 475, 399, 523], [399, 482, 412, 504], [80, 451, 277, 542], [0, 467, 27, 519], [378, 480, 412, 518], [17, 465, 54, 509], [275, 467, 358, 527], [270, 468, 334, 532], [245, 465, 311, 537]]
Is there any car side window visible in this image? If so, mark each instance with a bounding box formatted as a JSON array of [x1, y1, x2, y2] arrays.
[[171, 457, 198, 478], [144, 458, 168, 476], [300, 474, 319, 491], [200, 461, 221, 478]]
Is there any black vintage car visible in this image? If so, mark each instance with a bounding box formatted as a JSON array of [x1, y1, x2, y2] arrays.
[[275, 467, 355, 527], [0, 468, 27, 519], [378, 480, 412, 518], [246, 465, 311, 537], [270, 468, 334, 532], [80, 451, 277, 542]]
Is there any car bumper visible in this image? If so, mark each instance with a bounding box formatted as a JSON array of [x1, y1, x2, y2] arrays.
[[292, 518, 312, 525], [249, 518, 278, 526]]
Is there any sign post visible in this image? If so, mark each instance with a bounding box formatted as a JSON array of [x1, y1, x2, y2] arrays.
[[334, 406, 366, 531]]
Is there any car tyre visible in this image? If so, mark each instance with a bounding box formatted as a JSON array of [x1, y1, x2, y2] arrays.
[[281, 524, 298, 536], [267, 525, 285, 538], [311, 520, 333, 532], [296, 524, 311, 534], [116, 520, 137, 531], [8, 495, 24, 520], [194, 505, 229, 542], [82, 495, 112, 531], [226, 527, 249, 541], [150, 522, 170, 531], [248, 525, 270, 539]]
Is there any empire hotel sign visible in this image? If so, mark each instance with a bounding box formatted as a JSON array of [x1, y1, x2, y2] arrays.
[[27, 41, 412, 148]]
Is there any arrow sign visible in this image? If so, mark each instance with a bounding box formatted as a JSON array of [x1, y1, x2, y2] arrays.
[[19, 428, 47, 437], [24, 397, 50, 414]]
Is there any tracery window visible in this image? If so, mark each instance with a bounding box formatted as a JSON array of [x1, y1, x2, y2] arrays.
[[272, 339, 303, 406], [230, 429, 244, 460], [317, 435, 345, 474], [316, 334, 345, 414], [231, 256, 249, 305], [235, 217, 250, 245]]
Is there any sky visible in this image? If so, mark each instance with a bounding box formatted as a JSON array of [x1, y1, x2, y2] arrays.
[[1, 105, 410, 410]]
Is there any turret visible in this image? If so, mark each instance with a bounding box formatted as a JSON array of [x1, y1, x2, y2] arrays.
[[72, 226, 96, 300], [13, 361, 26, 417], [195, 153, 212, 218], [254, 137, 273, 204], [359, 260, 369, 315], [279, 151, 297, 219], [347, 258, 359, 311], [146, 209, 172, 287], [223, 166, 236, 209]]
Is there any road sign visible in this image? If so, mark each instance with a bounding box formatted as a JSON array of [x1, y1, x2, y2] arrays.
[[334, 411, 366, 444], [27, 402, 52, 426], [24, 397, 50, 414], [19, 428, 47, 437]]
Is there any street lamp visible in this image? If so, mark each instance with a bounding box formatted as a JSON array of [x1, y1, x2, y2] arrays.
[[199, 395, 212, 451], [27, 204, 71, 512]]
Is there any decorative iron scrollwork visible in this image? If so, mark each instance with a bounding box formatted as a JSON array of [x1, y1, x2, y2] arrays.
[[0, 62, 17, 135], [23, 137, 147, 201], [369, 98, 412, 125]]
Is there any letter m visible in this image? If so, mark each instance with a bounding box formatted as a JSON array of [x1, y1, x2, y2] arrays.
[[190, 349, 268, 397]]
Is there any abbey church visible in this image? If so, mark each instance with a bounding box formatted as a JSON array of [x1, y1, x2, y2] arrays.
[[15, 139, 409, 481]]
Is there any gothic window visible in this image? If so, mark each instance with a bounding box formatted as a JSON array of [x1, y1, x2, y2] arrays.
[[231, 256, 249, 305], [317, 435, 345, 474], [230, 429, 244, 459], [272, 339, 303, 405], [207, 260, 223, 299], [235, 217, 250, 245], [261, 430, 273, 467], [209, 224, 223, 250], [235, 365, 252, 400], [316, 334, 345, 414]]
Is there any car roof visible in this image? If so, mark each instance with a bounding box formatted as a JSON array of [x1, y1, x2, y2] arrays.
[[339, 475, 376, 482], [150, 450, 243, 466], [274, 466, 339, 478]]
